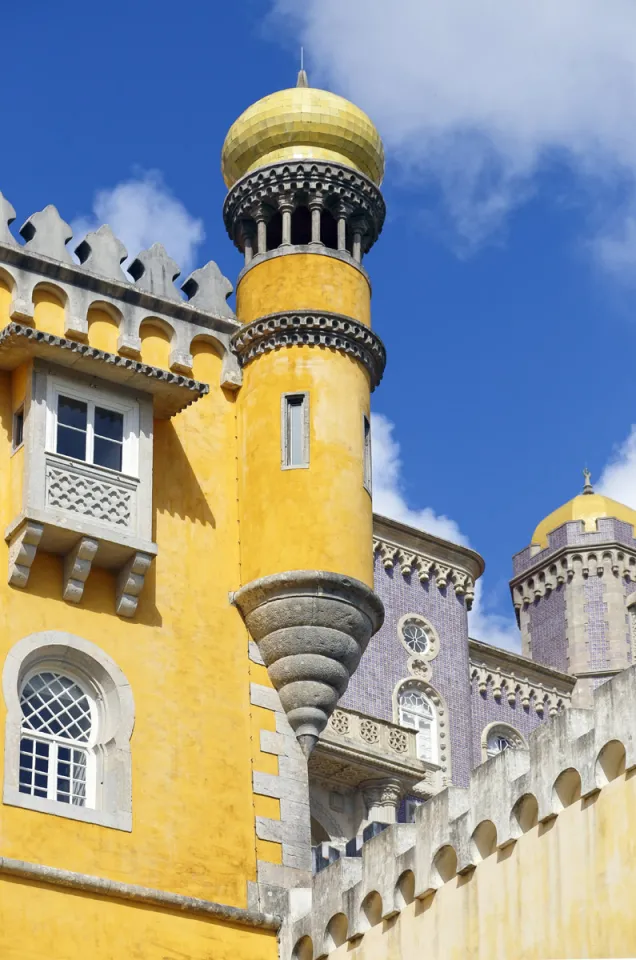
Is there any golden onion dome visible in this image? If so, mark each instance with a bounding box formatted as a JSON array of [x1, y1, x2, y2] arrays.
[[221, 73, 385, 189], [532, 472, 636, 548]]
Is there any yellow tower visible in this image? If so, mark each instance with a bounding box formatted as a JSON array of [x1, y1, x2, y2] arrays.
[[225, 73, 386, 755]]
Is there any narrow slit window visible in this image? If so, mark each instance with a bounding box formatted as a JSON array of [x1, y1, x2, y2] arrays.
[[363, 415, 372, 493], [282, 393, 309, 469], [12, 406, 24, 451]]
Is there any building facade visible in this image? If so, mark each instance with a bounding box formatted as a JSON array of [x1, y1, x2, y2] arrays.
[[0, 71, 635, 958]]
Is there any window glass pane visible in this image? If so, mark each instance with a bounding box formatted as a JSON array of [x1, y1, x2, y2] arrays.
[[21, 672, 92, 743], [58, 396, 87, 430], [285, 396, 305, 467], [363, 415, 372, 491], [57, 425, 87, 461], [95, 406, 123, 442], [94, 436, 123, 471], [13, 409, 24, 449]]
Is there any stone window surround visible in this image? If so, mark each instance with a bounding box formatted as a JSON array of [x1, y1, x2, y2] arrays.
[[2, 631, 135, 831], [480, 721, 527, 762], [392, 678, 451, 781], [396, 612, 440, 662], [280, 391, 310, 470], [5, 360, 156, 613]]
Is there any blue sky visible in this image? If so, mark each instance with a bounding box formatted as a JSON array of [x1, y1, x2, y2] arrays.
[[4, 1, 636, 648]]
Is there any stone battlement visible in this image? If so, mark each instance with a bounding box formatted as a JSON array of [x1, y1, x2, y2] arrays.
[[0, 192, 242, 390], [512, 517, 636, 576], [286, 663, 636, 958]]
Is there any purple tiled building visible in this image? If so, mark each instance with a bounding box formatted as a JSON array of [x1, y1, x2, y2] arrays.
[[308, 480, 636, 845]]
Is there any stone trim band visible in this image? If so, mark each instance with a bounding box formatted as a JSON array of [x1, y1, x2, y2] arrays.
[[0, 323, 209, 415], [231, 312, 386, 391], [0, 856, 281, 930]]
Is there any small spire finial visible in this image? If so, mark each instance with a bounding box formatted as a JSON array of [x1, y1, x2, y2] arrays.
[[297, 46, 309, 87], [583, 467, 593, 495]]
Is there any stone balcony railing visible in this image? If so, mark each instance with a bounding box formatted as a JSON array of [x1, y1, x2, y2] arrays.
[[309, 706, 442, 796]]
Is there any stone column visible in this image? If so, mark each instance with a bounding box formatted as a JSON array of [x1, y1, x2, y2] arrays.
[[360, 778, 402, 824], [279, 199, 294, 246], [255, 205, 270, 256], [351, 219, 365, 263], [309, 198, 323, 246], [241, 221, 256, 265]]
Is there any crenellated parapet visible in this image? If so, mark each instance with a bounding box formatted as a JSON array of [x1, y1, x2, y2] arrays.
[[0, 192, 242, 390], [285, 663, 636, 958]]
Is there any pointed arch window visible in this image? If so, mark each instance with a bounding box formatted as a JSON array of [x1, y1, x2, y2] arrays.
[[19, 669, 97, 807], [481, 723, 526, 761], [398, 688, 438, 762]]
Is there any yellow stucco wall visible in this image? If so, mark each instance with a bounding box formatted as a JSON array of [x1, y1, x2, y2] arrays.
[[327, 772, 636, 959], [0, 876, 279, 960], [236, 254, 371, 327], [0, 290, 281, 956], [237, 345, 373, 587]]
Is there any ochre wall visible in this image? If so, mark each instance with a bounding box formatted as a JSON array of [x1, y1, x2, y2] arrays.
[[237, 346, 373, 587], [236, 254, 371, 326], [0, 287, 282, 957], [328, 772, 636, 960], [0, 876, 278, 960]]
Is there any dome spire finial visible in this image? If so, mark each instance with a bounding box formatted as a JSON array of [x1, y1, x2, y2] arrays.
[[583, 466, 594, 495], [297, 46, 309, 87]]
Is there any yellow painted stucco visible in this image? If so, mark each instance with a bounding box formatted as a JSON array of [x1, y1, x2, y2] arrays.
[[237, 345, 373, 587], [140, 319, 172, 368], [236, 254, 371, 327], [0, 876, 278, 960], [326, 772, 636, 960], [87, 306, 120, 352], [33, 286, 66, 337]]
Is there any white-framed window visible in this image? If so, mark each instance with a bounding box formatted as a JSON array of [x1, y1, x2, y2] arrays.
[[45, 376, 139, 477], [12, 406, 24, 452], [482, 723, 526, 760], [363, 414, 372, 494], [19, 668, 97, 808], [398, 688, 438, 762], [281, 392, 309, 469], [3, 631, 135, 831]]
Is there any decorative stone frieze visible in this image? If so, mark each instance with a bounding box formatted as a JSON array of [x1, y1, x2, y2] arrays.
[[223, 160, 385, 257], [373, 536, 476, 608], [234, 572, 384, 757], [0, 196, 242, 390], [469, 639, 574, 717], [286, 663, 636, 958], [231, 311, 386, 391], [511, 545, 636, 613]]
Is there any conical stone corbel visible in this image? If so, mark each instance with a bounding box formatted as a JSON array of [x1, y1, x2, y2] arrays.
[[234, 570, 384, 758]]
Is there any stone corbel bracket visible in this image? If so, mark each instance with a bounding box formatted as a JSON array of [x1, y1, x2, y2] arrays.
[[0, 199, 242, 392], [285, 664, 636, 959], [469, 661, 572, 716], [373, 537, 476, 609], [7, 520, 155, 618]]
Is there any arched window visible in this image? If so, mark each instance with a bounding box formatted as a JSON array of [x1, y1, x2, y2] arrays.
[[19, 669, 97, 807], [3, 632, 134, 830], [482, 723, 526, 761], [398, 688, 438, 762]]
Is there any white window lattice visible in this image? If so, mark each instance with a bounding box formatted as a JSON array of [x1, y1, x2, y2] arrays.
[[19, 671, 95, 807], [398, 689, 437, 762], [401, 619, 430, 654], [486, 731, 519, 758]]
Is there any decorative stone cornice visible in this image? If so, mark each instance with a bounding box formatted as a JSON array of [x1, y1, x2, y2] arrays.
[[510, 544, 636, 615], [223, 160, 385, 256], [373, 536, 476, 609], [469, 659, 572, 717], [0, 323, 208, 417], [231, 311, 386, 391]]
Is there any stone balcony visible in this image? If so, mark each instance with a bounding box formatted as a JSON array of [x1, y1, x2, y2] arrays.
[[309, 706, 443, 797]]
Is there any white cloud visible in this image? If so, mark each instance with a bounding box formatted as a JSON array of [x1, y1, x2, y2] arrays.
[[372, 413, 465, 544], [597, 425, 636, 508], [271, 0, 636, 260], [72, 172, 204, 276], [371, 413, 521, 650]]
